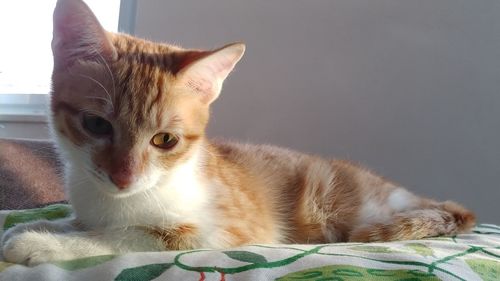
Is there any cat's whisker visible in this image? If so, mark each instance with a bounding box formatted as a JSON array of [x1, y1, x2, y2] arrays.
[[64, 67, 113, 110], [84, 96, 113, 105], [76, 73, 114, 110], [199, 145, 221, 158], [70, 180, 90, 189], [77, 108, 105, 118], [140, 190, 154, 221], [146, 188, 168, 227], [91, 45, 117, 105]]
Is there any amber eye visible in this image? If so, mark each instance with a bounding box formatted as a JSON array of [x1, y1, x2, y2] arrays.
[[82, 114, 112, 136], [151, 133, 179, 150]]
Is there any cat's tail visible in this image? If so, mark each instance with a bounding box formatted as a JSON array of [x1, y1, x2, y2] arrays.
[[348, 201, 476, 242]]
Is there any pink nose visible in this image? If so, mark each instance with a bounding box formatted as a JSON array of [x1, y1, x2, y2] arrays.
[[109, 172, 133, 190], [107, 155, 138, 190]]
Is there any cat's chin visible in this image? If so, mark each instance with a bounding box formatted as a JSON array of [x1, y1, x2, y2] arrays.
[[97, 184, 151, 198]]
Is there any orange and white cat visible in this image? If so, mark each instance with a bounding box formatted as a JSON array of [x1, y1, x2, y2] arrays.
[[1, 0, 475, 266]]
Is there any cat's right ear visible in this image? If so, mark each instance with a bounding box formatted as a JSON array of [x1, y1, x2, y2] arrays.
[[52, 0, 116, 69], [177, 43, 245, 105]]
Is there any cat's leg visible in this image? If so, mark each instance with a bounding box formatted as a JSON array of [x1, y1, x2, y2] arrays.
[[313, 160, 475, 242], [349, 199, 475, 242], [1, 217, 78, 248], [2, 228, 158, 265], [2, 224, 199, 266]]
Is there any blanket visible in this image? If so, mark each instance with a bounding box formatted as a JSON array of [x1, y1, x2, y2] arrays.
[[0, 205, 499, 281]]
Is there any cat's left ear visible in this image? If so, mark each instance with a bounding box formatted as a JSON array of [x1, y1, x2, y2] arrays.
[[178, 43, 245, 104]]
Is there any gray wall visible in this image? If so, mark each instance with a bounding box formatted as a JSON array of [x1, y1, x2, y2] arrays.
[[0, 122, 50, 140], [134, 0, 500, 223]]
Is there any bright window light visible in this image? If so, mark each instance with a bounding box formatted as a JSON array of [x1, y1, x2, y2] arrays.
[[0, 0, 120, 95]]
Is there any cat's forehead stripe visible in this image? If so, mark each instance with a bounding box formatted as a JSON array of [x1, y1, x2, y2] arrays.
[[112, 60, 165, 129], [113, 34, 181, 74], [148, 75, 164, 116]]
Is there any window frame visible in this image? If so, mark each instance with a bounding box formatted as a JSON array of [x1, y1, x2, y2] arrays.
[[0, 0, 137, 123]]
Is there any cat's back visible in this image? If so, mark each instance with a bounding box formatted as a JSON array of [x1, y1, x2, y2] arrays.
[[208, 139, 313, 176], [205, 139, 377, 197], [205, 139, 340, 195]]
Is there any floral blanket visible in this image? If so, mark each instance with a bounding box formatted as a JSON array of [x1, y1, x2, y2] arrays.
[[0, 205, 499, 281]]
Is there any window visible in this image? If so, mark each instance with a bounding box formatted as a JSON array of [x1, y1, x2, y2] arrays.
[[0, 0, 135, 122]]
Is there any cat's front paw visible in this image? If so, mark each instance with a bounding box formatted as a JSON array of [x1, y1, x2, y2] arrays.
[[1, 218, 75, 248], [2, 232, 67, 266]]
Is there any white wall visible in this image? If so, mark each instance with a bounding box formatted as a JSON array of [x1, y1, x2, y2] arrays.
[[134, 0, 500, 223]]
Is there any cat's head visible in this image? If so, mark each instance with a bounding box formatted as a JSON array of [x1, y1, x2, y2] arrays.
[[50, 0, 245, 197]]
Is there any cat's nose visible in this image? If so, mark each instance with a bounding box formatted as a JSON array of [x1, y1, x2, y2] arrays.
[[108, 155, 138, 190], [109, 172, 133, 190]]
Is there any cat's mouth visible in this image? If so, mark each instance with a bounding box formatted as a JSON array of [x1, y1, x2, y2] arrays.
[[99, 179, 150, 198]]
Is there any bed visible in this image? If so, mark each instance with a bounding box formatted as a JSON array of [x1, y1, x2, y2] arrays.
[[0, 139, 499, 281]]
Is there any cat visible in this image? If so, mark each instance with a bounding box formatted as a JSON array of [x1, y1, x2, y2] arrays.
[[1, 0, 475, 266]]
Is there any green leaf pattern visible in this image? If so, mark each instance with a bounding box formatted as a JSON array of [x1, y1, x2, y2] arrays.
[[276, 265, 440, 281], [350, 245, 400, 254], [3, 204, 72, 230], [405, 243, 435, 257], [465, 258, 500, 281], [114, 263, 174, 281], [0, 262, 13, 273], [55, 255, 117, 271], [223, 251, 268, 264]]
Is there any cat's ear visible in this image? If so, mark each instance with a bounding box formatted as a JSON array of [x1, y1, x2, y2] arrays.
[[52, 0, 116, 69], [178, 43, 245, 104]]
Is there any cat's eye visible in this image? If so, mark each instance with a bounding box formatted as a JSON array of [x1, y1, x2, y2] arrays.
[[82, 114, 113, 136], [151, 133, 179, 150]]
